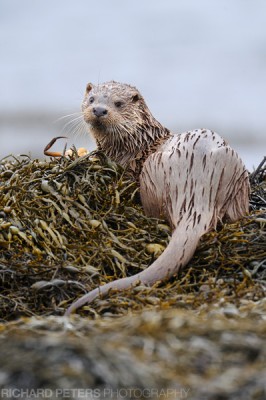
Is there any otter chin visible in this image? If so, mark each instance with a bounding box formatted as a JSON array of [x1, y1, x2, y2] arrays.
[[65, 81, 250, 316]]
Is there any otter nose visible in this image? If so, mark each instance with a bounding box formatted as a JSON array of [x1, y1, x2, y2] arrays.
[[93, 107, 108, 117]]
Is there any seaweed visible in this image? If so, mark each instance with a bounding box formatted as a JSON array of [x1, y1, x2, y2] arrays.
[[0, 152, 265, 321]]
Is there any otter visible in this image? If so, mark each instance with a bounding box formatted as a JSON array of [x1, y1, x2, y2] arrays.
[[65, 81, 250, 316]]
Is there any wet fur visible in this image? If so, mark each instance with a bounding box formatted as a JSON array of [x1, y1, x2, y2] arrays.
[[65, 81, 249, 315]]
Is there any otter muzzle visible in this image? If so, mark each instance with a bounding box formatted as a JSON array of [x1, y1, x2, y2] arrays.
[[93, 107, 108, 117]]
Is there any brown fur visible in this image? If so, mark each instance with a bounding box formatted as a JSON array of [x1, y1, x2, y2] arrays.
[[65, 81, 250, 315]]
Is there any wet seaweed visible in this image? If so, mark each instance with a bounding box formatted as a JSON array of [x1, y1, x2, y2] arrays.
[[0, 152, 265, 321]]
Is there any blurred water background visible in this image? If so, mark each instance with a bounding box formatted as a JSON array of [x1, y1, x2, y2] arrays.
[[0, 0, 265, 171]]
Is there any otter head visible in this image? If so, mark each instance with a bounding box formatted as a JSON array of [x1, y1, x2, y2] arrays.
[[82, 81, 143, 140], [82, 81, 168, 167]]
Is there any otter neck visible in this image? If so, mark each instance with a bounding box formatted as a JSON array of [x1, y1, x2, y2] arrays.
[[94, 120, 172, 177]]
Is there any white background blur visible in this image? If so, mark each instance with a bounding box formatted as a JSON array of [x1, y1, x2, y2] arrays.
[[0, 0, 265, 171]]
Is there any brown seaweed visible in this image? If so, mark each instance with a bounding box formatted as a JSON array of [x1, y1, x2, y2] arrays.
[[0, 152, 265, 321]]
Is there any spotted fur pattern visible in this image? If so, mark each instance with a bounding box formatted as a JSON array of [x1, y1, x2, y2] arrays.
[[65, 82, 249, 315]]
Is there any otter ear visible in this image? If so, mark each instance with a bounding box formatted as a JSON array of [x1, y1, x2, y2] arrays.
[[131, 93, 140, 103], [85, 83, 93, 93]]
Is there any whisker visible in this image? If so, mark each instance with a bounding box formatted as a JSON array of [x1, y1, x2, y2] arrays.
[[73, 120, 88, 140], [61, 116, 84, 134], [54, 112, 83, 123]]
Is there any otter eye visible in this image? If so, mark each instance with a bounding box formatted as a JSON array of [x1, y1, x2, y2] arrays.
[[114, 101, 123, 108], [89, 97, 95, 104]]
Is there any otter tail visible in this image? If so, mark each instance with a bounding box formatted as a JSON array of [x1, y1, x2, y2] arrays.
[[64, 223, 200, 316]]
